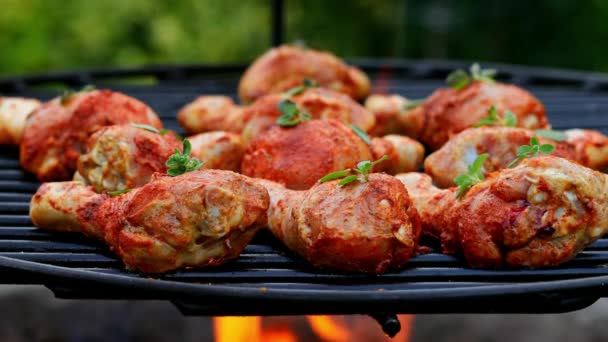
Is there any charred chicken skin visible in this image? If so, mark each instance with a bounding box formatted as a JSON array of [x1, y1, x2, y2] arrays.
[[20, 90, 162, 181], [241, 119, 424, 190], [424, 127, 577, 188], [0, 97, 41, 145], [260, 173, 421, 274], [399, 82, 549, 150], [397, 156, 608, 268], [30, 170, 269, 273], [177, 87, 375, 144], [238, 45, 370, 103]]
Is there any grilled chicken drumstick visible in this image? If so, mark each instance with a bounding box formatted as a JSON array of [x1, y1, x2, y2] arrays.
[[364, 94, 413, 137], [0, 97, 41, 145], [425, 127, 608, 187], [30, 170, 269, 273], [564, 129, 608, 171], [20, 89, 162, 181], [241, 119, 424, 190], [397, 81, 548, 150], [178, 87, 375, 143], [397, 156, 608, 268], [238, 45, 370, 103], [75, 125, 182, 192], [424, 127, 576, 188], [177, 96, 245, 135], [187, 131, 246, 172], [76, 125, 246, 192], [260, 173, 421, 274]]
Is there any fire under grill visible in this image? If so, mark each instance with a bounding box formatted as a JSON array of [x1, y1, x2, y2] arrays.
[[2, 61, 608, 336]]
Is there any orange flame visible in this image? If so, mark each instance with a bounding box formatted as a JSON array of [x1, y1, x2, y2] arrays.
[[261, 329, 298, 342], [306, 316, 350, 342], [213, 316, 261, 342], [213, 314, 414, 342]]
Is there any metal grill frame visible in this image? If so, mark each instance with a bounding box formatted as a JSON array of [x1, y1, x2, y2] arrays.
[[2, 61, 608, 335]]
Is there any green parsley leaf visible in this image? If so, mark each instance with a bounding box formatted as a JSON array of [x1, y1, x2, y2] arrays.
[[283, 86, 306, 98], [474, 106, 518, 128], [471, 63, 496, 83], [130, 123, 160, 133], [338, 175, 359, 186], [107, 188, 132, 196], [303, 77, 319, 88], [276, 99, 311, 127], [318, 155, 389, 186], [130, 123, 180, 139], [535, 129, 568, 142], [348, 124, 371, 145], [278, 99, 298, 116], [283, 77, 320, 98], [356, 160, 372, 173], [318, 169, 352, 183], [539, 144, 555, 154], [504, 111, 517, 127], [60, 84, 96, 105], [446, 69, 471, 90], [165, 139, 205, 176], [454, 153, 489, 198], [508, 136, 555, 168], [517, 145, 533, 155], [446, 63, 497, 90]]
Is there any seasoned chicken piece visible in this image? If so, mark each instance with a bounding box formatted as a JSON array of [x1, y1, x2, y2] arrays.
[[371, 135, 425, 174], [76, 125, 181, 192], [30, 170, 269, 273], [178, 87, 376, 144], [20, 90, 162, 181], [29, 181, 107, 239], [397, 156, 608, 268], [77, 126, 246, 192], [241, 87, 375, 144], [400, 82, 549, 150], [242, 119, 372, 190], [424, 127, 577, 188], [260, 173, 421, 274], [177, 96, 245, 135], [188, 131, 245, 172], [395, 173, 457, 250], [241, 119, 424, 190], [365, 94, 410, 136], [564, 129, 608, 171], [0, 97, 41, 145], [238, 45, 370, 103]]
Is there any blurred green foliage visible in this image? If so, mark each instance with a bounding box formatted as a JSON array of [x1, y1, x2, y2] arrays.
[[1, 0, 607, 76]]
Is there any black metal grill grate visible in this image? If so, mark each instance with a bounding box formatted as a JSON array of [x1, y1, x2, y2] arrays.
[[2, 61, 608, 318]]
